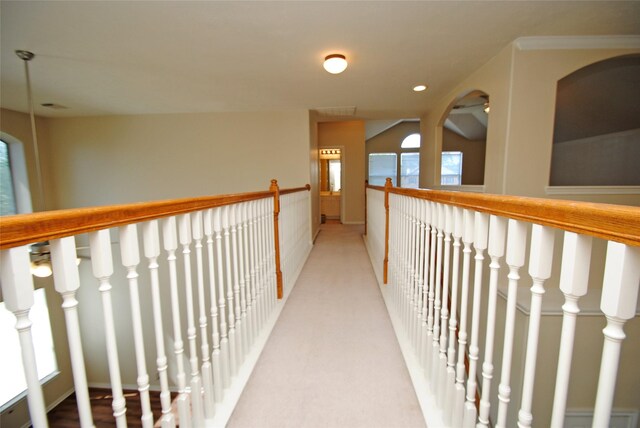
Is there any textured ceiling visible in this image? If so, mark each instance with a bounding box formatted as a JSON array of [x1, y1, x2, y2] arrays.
[[1, 1, 639, 119]]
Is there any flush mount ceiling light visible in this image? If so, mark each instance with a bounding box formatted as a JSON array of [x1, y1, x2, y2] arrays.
[[323, 54, 348, 74], [413, 85, 428, 92]]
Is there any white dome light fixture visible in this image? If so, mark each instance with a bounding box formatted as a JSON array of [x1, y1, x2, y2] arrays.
[[413, 84, 427, 92], [323, 54, 348, 74]]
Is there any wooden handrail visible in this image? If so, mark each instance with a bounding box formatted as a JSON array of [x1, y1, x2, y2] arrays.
[[366, 183, 640, 247], [280, 184, 311, 196], [0, 184, 310, 250]]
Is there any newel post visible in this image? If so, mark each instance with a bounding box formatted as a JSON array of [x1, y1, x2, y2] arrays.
[[270, 179, 284, 299], [383, 177, 392, 284]]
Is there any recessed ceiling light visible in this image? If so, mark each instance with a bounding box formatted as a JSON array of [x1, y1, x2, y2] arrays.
[[413, 85, 427, 92], [323, 54, 348, 74]]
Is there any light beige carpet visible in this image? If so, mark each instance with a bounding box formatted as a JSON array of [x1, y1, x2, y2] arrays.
[[227, 224, 425, 428]]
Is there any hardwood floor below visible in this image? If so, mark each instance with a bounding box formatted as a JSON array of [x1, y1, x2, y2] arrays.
[[47, 388, 174, 427]]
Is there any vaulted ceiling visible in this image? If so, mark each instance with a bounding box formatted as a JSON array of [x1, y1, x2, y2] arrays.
[[1, 1, 639, 119]]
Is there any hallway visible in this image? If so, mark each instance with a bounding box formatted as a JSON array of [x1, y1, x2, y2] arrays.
[[227, 223, 425, 428]]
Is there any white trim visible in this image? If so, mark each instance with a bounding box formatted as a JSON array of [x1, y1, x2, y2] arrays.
[[1, 371, 61, 414], [564, 408, 639, 428], [0, 132, 33, 214], [546, 186, 640, 195], [341, 220, 365, 225], [515, 35, 640, 51], [88, 382, 179, 393]]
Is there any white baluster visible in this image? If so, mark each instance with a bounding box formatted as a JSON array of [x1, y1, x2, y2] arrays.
[[477, 215, 507, 428], [192, 211, 215, 418], [420, 200, 431, 366], [549, 232, 592, 428], [437, 204, 453, 407], [426, 202, 438, 377], [241, 203, 255, 349], [230, 205, 244, 366], [237, 203, 249, 358], [223, 205, 238, 376], [0, 247, 49, 428], [119, 224, 153, 428], [161, 217, 191, 427], [432, 203, 444, 387], [178, 214, 204, 426], [463, 212, 489, 428], [248, 201, 259, 342], [203, 209, 223, 404], [50, 238, 94, 428], [141, 221, 176, 427], [518, 225, 555, 428], [445, 206, 464, 425], [592, 242, 640, 427], [453, 209, 474, 428], [496, 219, 528, 428], [89, 230, 127, 427], [416, 199, 427, 359], [213, 207, 230, 389]]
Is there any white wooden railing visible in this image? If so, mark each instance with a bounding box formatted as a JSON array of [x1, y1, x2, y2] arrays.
[[0, 180, 311, 427], [364, 179, 640, 428]]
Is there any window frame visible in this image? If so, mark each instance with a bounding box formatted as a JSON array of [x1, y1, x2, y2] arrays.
[[0, 133, 33, 215]]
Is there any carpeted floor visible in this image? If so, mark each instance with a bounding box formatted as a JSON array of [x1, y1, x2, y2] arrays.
[[227, 223, 425, 428]]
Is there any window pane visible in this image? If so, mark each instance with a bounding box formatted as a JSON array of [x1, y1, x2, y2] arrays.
[[441, 151, 463, 186], [0, 140, 17, 216], [401, 133, 421, 149], [369, 153, 397, 186], [400, 153, 420, 188]]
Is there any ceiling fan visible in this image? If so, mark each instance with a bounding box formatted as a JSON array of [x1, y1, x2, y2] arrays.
[[452, 95, 490, 113]]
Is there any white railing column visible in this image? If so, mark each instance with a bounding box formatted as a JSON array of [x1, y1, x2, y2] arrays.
[[162, 217, 191, 427], [204, 209, 223, 404], [192, 211, 215, 418], [463, 212, 489, 428], [549, 232, 592, 428], [50, 237, 94, 428], [213, 207, 231, 389], [592, 242, 640, 427], [119, 224, 153, 428], [453, 208, 474, 428], [518, 225, 555, 428], [477, 215, 507, 428], [142, 220, 176, 427], [0, 247, 49, 428], [445, 206, 463, 425], [89, 229, 127, 427], [496, 219, 527, 428]]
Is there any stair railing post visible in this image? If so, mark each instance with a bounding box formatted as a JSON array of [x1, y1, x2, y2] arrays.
[[270, 179, 284, 299], [383, 177, 392, 284]]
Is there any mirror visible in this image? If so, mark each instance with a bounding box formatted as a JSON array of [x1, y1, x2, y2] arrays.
[[319, 149, 341, 193]]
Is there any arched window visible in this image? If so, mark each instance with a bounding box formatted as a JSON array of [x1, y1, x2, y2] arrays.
[[401, 133, 420, 149]]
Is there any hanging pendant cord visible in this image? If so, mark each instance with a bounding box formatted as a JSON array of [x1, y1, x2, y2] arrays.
[[16, 50, 45, 212]]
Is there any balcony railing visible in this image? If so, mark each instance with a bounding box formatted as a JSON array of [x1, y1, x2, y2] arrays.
[[0, 180, 311, 427], [364, 179, 639, 428]]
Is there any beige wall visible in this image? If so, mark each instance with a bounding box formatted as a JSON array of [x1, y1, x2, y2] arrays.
[[318, 121, 365, 224], [442, 128, 486, 185], [365, 121, 420, 185], [46, 110, 311, 209]]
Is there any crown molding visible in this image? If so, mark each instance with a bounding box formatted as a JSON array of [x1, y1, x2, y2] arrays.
[[514, 36, 640, 51]]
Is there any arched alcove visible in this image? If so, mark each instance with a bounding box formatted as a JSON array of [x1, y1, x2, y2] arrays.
[[437, 90, 488, 186], [549, 54, 640, 186]]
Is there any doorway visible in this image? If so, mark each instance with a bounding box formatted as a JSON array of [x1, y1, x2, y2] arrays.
[[319, 148, 342, 223]]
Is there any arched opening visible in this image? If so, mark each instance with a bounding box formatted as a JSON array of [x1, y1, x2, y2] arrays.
[[549, 54, 640, 186], [438, 90, 488, 186]]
